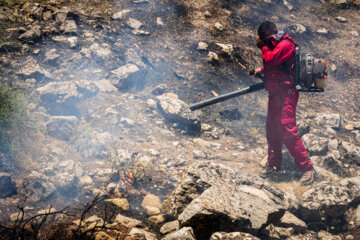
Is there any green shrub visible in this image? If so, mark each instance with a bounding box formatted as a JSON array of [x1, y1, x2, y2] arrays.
[[0, 84, 28, 154]]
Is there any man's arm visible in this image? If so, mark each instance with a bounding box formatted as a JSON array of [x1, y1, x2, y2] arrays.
[[261, 41, 294, 66]]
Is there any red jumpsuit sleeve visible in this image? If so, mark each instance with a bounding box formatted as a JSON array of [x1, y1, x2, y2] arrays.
[[261, 41, 294, 66]]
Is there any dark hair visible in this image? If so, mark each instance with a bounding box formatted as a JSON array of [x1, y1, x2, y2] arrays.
[[258, 21, 277, 38]]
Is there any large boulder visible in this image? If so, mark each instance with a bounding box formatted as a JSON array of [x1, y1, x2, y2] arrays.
[[0, 172, 17, 198], [16, 56, 52, 80], [302, 134, 328, 155], [46, 116, 79, 141], [36, 80, 98, 116], [167, 162, 287, 239], [20, 172, 57, 202], [156, 94, 201, 133], [110, 63, 146, 91], [299, 180, 360, 227], [315, 113, 341, 129], [340, 141, 360, 165]]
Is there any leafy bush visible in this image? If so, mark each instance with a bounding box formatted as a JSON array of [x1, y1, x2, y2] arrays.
[[0, 84, 28, 154]]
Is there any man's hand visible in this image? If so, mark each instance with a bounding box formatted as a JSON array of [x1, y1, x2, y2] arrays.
[[256, 36, 265, 49], [253, 67, 263, 76]]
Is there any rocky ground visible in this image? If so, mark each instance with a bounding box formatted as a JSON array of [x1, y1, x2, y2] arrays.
[[0, 0, 360, 239]]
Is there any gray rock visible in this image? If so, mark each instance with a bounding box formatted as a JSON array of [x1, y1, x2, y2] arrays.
[[20, 172, 56, 202], [162, 227, 195, 240], [160, 220, 179, 235], [112, 10, 131, 20], [88, 43, 112, 60], [126, 18, 143, 29], [335, 16, 347, 22], [289, 24, 306, 34], [315, 114, 341, 128], [115, 213, 142, 229], [322, 153, 349, 177], [44, 49, 60, 65], [152, 84, 168, 95], [36, 80, 98, 116], [263, 224, 294, 239], [52, 35, 77, 48], [197, 41, 208, 51], [157, 94, 201, 132], [302, 133, 328, 155], [278, 211, 307, 233], [0, 173, 17, 198], [124, 48, 146, 68], [328, 139, 338, 151], [129, 228, 156, 240], [110, 64, 146, 91], [19, 25, 41, 40], [300, 181, 351, 223], [209, 232, 260, 240], [16, 56, 52, 80], [72, 130, 119, 159], [46, 116, 79, 141], [341, 141, 360, 165], [60, 20, 77, 33], [168, 162, 287, 239]]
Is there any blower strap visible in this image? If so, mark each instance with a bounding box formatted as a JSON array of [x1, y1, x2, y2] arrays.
[[279, 38, 297, 87]]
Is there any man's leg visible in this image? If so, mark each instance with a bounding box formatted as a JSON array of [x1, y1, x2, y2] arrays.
[[266, 92, 283, 169], [279, 89, 313, 173]]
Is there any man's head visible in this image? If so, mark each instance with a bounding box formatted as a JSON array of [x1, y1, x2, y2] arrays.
[[258, 21, 278, 42]]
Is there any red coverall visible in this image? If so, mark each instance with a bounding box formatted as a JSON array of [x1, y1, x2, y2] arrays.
[[260, 34, 313, 172]]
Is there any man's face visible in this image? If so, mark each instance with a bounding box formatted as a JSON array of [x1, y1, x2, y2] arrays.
[[260, 30, 277, 42]]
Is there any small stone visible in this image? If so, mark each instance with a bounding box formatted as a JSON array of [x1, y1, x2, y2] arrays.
[[147, 99, 157, 109], [206, 52, 219, 62], [335, 16, 347, 23], [215, 43, 233, 55], [162, 227, 196, 240], [290, 23, 306, 34], [328, 139, 338, 151], [112, 10, 131, 20], [61, 20, 77, 33], [105, 198, 130, 210], [350, 31, 359, 37], [317, 28, 329, 34], [204, 11, 211, 17], [345, 124, 354, 131], [346, 235, 355, 240], [79, 176, 93, 185], [201, 123, 212, 131], [128, 228, 156, 240], [95, 232, 115, 240], [215, 22, 224, 31], [67, 36, 79, 48], [144, 206, 161, 215], [120, 118, 135, 127], [160, 220, 180, 235], [43, 11, 52, 21], [156, 17, 164, 26], [264, 0, 272, 3], [331, 64, 337, 72], [192, 150, 207, 159], [115, 214, 142, 229], [142, 194, 162, 209], [283, 0, 293, 10], [197, 41, 208, 51], [126, 18, 143, 29], [148, 214, 165, 224], [152, 84, 168, 95]]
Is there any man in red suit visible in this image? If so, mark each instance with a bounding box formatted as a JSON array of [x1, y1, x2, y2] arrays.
[[253, 21, 315, 185]]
